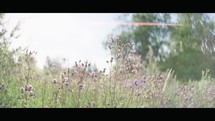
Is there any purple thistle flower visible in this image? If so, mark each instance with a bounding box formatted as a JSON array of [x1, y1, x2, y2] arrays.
[[133, 80, 139, 87], [29, 91, 34, 96], [20, 87, 25, 93]]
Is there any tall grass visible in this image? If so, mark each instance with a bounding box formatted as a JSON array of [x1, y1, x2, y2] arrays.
[[1, 37, 215, 108]]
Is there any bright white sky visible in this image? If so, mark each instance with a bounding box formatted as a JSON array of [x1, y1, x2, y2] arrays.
[[4, 13, 122, 71]]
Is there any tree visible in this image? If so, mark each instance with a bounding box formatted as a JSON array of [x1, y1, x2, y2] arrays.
[[104, 13, 172, 61], [107, 13, 215, 81], [159, 13, 215, 80]]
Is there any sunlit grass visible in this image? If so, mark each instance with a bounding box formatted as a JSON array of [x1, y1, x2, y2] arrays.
[[1, 37, 215, 108]]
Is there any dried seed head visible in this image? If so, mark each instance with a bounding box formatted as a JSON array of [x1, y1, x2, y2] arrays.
[[88, 63, 91, 67], [53, 79, 57, 84], [110, 57, 114, 63], [60, 73, 64, 79], [111, 37, 115, 43], [65, 82, 69, 86], [29, 91, 34, 97], [20, 87, 25, 93], [0, 83, 3, 89], [75, 61, 78, 67], [79, 85, 83, 90], [91, 72, 95, 78], [82, 63, 84, 67], [106, 60, 109, 63], [108, 45, 112, 50], [103, 68, 106, 73]]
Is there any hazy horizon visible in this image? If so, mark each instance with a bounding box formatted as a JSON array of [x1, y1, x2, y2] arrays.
[[4, 13, 122, 71]]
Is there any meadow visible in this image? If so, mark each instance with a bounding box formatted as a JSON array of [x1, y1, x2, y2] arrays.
[[1, 37, 215, 108]]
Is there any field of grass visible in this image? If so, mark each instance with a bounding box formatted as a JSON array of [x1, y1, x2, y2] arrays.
[[1, 37, 215, 108]]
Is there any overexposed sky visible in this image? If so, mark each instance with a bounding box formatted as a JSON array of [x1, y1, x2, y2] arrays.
[[4, 13, 122, 71]]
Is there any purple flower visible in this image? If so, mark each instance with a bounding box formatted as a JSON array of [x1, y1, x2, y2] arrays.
[[29, 91, 34, 96], [20, 87, 25, 93], [132, 80, 139, 87], [25, 84, 33, 91]]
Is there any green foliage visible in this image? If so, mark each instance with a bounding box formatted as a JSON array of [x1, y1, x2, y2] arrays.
[[108, 13, 215, 81], [160, 13, 215, 80], [104, 13, 172, 59]]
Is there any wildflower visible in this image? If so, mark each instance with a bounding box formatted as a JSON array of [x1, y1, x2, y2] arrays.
[[29, 91, 34, 97], [133, 80, 139, 86], [208, 91, 215, 95], [26, 84, 33, 91], [20, 87, 25, 93]]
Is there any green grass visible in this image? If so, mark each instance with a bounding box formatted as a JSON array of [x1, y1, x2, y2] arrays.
[[1, 37, 215, 108]]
